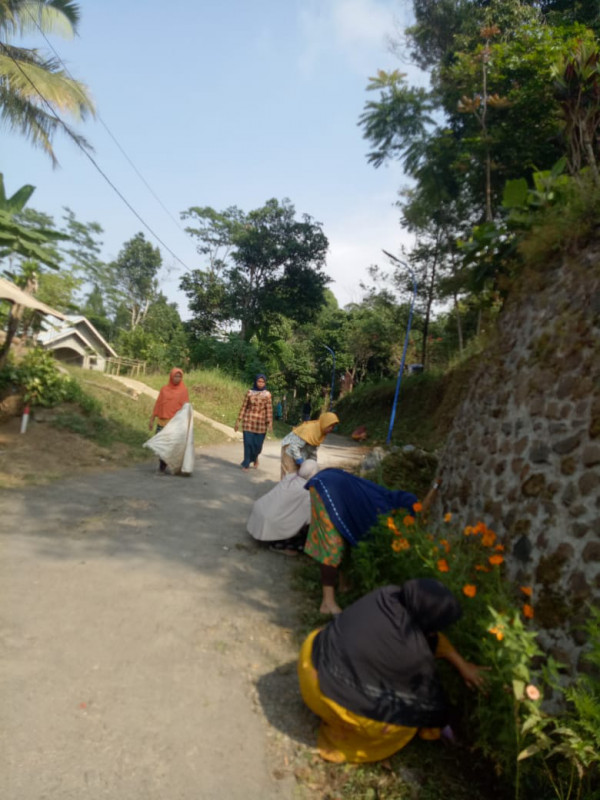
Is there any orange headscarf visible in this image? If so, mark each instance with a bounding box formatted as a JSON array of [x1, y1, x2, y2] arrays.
[[292, 412, 339, 447], [152, 367, 190, 419]]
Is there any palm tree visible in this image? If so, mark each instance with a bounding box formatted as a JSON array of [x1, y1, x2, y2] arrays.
[[0, 0, 95, 165]]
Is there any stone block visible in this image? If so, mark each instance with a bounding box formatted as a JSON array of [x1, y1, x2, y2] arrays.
[[560, 403, 573, 418], [567, 570, 590, 601], [556, 375, 573, 399], [560, 457, 576, 475], [579, 471, 600, 495], [561, 482, 578, 506], [549, 421, 568, 435], [570, 522, 589, 539], [514, 436, 529, 456], [511, 457, 524, 475], [582, 541, 600, 563], [536, 531, 549, 549], [529, 395, 544, 416], [582, 444, 600, 467], [545, 401, 561, 420], [529, 441, 550, 463], [522, 474, 546, 497], [552, 434, 581, 455], [573, 376, 593, 400]]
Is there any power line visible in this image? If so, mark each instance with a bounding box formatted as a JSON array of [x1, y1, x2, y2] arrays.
[[26, 12, 186, 236], [1, 39, 191, 271]]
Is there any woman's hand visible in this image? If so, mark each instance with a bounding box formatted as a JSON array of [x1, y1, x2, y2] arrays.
[[234, 422, 239, 433], [459, 660, 490, 692]]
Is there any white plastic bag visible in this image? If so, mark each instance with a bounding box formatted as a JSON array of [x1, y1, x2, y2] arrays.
[[144, 402, 195, 475]]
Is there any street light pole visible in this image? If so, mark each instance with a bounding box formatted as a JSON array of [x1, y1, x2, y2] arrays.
[[382, 250, 418, 445], [323, 345, 335, 410]]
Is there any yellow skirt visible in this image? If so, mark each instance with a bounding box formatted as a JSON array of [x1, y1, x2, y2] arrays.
[[298, 629, 441, 763]]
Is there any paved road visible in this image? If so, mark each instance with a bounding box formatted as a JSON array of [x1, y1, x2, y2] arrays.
[[0, 435, 364, 800]]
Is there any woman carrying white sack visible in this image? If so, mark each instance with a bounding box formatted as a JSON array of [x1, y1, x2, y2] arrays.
[[144, 368, 195, 476], [247, 460, 319, 554]]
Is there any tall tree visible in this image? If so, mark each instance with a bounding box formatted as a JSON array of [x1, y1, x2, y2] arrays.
[[111, 233, 162, 330], [0, 0, 95, 164], [0, 175, 68, 363], [181, 198, 329, 341]]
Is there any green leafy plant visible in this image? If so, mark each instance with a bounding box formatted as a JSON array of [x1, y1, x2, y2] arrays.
[[518, 607, 600, 800], [0, 348, 68, 406], [346, 512, 551, 793]]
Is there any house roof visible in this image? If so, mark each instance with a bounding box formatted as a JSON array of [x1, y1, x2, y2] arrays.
[[0, 277, 67, 320], [39, 315, 118, 358]]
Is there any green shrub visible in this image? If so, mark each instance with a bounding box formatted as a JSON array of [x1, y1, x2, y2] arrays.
[[346, 511, 600, 798], [0, 349, 102, 416], [0, 348, 69, 407]]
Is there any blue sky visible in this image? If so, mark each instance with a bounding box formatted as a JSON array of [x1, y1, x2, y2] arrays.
[[4, 0, 426, 316]]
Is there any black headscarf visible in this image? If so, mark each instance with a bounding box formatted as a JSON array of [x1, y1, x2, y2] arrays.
[[252, 373, 267, 390], [311, 579, 462, 727]]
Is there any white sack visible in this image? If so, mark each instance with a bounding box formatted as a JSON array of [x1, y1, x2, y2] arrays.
[[144, 403, 195, 475], [246, 460, 319, 542]]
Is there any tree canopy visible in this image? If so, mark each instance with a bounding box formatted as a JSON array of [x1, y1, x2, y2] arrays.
[[0, 0, 95, 164], [180, 198, 330, 341]]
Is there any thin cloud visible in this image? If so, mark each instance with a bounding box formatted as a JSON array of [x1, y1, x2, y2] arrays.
[[325, 200, 414, 307], [298, 0, 398, 75]]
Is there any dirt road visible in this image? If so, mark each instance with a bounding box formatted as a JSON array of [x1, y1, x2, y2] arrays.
[[0, 435, 364, 799]]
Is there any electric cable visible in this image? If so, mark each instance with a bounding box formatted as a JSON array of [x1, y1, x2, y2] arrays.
[[23, 8, 186, 236], [0, 41, 190, 271]]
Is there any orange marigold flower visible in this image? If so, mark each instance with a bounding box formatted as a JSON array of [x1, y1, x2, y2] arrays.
[[462, 584, 477, 598], [488, 626, 504, 641], [391, 537, 410, 552], [437, 559, 450, 573], [475, 564, 490, 572], [403, 515, 415, 527], [489, 554, 504, 566], [473, 521, 487, 535], [520, 586, 532, 597], [439, 538, 451, 554], [523, 603, 534, 619], [495, 543, 505, 552], [481, 530, 497, 547], [463, 525, 474, 536], [444, 512, 452, 523], [412, 502, 423, 513], [387, 517, 399, 534]]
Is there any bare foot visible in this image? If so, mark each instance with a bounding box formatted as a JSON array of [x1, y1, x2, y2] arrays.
[[319, 601, 342, 615], [253, 460, 259, 469], [269, 546, 299, 556]]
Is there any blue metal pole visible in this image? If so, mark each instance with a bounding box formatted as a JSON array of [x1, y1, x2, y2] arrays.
[[323, 345, 335, 410], [383, 252, 418, 445]]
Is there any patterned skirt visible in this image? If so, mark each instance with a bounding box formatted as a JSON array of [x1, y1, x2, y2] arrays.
[[304, 487, 345, 567]]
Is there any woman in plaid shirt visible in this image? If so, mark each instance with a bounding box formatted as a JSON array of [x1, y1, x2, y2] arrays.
[[234, 374, 273, 470]]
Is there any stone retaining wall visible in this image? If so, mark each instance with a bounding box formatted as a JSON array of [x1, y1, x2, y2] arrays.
[[436, 246, 600, 670]]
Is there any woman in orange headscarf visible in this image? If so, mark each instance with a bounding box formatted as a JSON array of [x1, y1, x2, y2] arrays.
[[148, 367, 190, 473], [280, 412, 339, 479]]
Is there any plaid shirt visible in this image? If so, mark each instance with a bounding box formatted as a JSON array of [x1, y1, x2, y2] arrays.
[[236, 390, 273, 433]]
